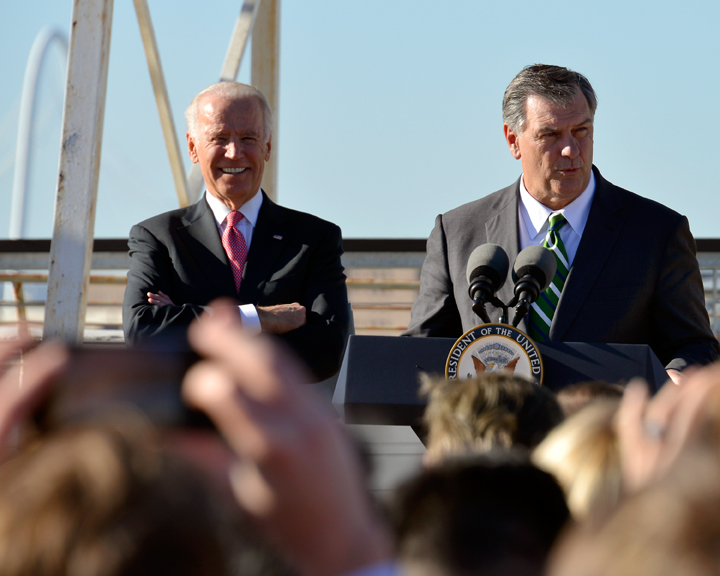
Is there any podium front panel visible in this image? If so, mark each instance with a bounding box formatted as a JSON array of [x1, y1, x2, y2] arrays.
[[333, 335, 666, 425]]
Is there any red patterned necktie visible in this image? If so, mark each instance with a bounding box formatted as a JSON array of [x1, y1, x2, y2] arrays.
[[222, 211, 248, 292]]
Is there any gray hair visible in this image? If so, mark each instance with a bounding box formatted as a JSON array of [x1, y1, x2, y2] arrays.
[[185, 81, 273, 141], [502, 64, 597, 134]]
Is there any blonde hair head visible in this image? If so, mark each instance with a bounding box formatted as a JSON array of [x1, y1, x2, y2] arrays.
[[533, 399, 622, 523]]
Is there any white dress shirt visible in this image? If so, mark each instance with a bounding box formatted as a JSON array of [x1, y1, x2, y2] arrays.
[[205, 190, 264, 334], [518, 171, 596, 266]]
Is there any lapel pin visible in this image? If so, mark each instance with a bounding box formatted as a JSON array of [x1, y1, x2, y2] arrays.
[[273, 235, 283, 240]]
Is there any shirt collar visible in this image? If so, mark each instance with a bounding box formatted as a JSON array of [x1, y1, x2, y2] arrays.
[[205, 189, 264, 228], [519, 171, 596, 239]]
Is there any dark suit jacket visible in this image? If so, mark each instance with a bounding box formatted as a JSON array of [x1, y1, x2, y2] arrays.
[[122, 192, 350, 381], [404, 167, 719, 371]]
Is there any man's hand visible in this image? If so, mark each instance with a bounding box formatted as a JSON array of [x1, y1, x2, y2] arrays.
[[147, 291, 175, 306], [182, 302, 392, 576], [257, 303, 306, 334]]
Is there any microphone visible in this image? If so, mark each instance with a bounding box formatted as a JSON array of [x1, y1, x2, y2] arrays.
[[466, 244, 509, 323], [509, 245, 557, 327]]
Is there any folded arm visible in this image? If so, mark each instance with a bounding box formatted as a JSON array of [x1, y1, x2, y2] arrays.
[[273, 224, 350, 381], [123, 224, 208, 345], [145, 291, 303, 335]]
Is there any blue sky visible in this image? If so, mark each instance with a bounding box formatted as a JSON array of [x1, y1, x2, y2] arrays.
[[1, 0, 719, 239]]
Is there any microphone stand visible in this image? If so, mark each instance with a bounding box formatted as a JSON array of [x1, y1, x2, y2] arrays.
[[506, 276, 542, 328], [469, 276, 496, 324], [490, 296, 508, 325], [471, 295, 509, 325], [472, 301, 492, 324]]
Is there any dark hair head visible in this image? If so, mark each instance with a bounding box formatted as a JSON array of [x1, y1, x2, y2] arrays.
[[390, 451, 570, 576], [0, 422, 292, 576], [503, 64, 597, 133]]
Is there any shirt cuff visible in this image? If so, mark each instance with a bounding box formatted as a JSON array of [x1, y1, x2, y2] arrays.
[[238, 304, 262, 335]]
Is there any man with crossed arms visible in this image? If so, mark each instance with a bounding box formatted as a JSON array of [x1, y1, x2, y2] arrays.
[[404, 64, 719, 383], [123, 82, 349, 381]]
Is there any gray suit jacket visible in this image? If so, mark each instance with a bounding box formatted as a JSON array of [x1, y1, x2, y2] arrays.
[[122, 192, 350, 381], [404, 167, 719, 370]]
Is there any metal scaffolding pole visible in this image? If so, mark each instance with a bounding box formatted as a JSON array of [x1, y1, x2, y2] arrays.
[[43, 0, 114, 343], [133, 0, 190, 207], [186, 0, 265, 204], [252, 0, 280, 202], [221, 0, 262, 81]]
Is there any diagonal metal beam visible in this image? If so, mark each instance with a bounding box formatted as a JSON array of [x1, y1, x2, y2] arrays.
[[187, 0, 263, 204], [44, 0, 114, 343], [133, 0, 189, 207], [221, 0, 262, 81]]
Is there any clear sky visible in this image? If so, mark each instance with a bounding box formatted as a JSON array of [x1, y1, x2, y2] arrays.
[[1, 0, 719, 240]]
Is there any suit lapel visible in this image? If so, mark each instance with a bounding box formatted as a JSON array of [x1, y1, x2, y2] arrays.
[[239, 192, 294, 304], [485, 180, 521, 321], [550, 168, 625, 340], [177, 199, 237, 297]]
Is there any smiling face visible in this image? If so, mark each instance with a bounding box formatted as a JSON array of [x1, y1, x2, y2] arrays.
[[187, 93, 271, 210], [504, 89, 594, 210]]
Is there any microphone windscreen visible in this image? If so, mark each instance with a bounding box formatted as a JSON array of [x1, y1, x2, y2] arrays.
[[512, 245, 557, 291], [466, 244, 510, 290]]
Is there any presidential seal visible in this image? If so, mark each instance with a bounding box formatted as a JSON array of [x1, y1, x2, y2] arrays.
[[445, 324, 543, 383]]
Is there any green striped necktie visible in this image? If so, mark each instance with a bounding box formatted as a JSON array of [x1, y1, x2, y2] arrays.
[[528, 213, 569, 342]]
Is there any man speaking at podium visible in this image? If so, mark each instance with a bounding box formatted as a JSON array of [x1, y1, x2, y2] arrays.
[[404, 64, 719, 383]]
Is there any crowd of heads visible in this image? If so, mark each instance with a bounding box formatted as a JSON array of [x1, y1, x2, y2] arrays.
[[4, 305, 720, 576]]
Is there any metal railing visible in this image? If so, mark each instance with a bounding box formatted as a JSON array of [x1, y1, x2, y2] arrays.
[[2, 238, 719, 339]]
